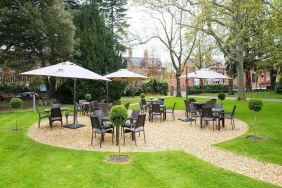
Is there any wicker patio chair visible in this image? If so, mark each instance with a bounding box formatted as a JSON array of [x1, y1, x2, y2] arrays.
[[36, 107, 50, 128], [49, 108, 63, 130]]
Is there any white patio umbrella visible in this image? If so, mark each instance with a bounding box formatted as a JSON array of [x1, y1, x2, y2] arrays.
[[21, 61, 110, 129], [178, 68, 230, 122], [104, 69, 149, 102]]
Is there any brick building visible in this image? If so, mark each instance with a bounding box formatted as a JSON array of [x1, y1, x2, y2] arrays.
[[126, 50, 166, 78]]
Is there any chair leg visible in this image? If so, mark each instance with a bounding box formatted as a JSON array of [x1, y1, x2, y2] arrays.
[[143, 131, 146, 144]]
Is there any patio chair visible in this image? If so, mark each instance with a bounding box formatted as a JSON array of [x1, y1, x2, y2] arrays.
[[139, 102, 146, 114], [214, 103, 223, 109], [89, 101, 100, 115], [123, 114, 146, 146], [90, 115, 114, 148], [121, 109, 140, 134], [141, 98, 148, 111], [124, 102, 130, 110], [149, 103, 164, 122], [36, 107, 50, 128], [200, 107, 217, 131], [203, 100, 216, 108], [189, 103, 201, 124], [166, 102, 176, 121], [49, 108, 63, 130], [94, 110, 114, 132], [224, 105, 237, 130], [79, 100, 88, 115], [65, 102, 80, 125]]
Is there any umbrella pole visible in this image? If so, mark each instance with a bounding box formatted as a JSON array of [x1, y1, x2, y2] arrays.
[[186, 67, 188, 102], [106, 81, 109, 103], [73, 78, 77, 124]]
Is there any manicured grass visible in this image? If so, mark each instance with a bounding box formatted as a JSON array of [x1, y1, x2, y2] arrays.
[[195, 91, 282, 99], [0, 111, 276, 187], [163, 97, 282, 165]]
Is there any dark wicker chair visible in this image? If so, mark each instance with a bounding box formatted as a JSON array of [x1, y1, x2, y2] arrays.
[[158, 98, 165, 105], [90, 115, 114, 148], [112, 100, 121, 105], [166, 102, 176, 121], [121, 109, 140, 134], [224, 105, 237, 130], [203, 100, 216, 108], [49, 108, 62, 129], [140, 98, 147, 112], [98, 103, 112, 117], [149, 103, 163, 122], [94, 110, 114, 132], [189, 103, 201, 124], [36, 107, 50, 128], [123, 114, 146, 146], [200, 107, 216, 131]]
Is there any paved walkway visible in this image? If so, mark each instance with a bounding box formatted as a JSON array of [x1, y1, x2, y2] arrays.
[[191, 95, 282, 102], [28, 111, 282, 186]]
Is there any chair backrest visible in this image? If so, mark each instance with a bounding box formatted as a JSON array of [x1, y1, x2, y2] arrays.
[[89, 101, 95, 112], [231, 105, 237, 116], [158, 98, 164, 105], [94, 110, 105, 121], [204, 100, 216, 108], [112, 100, 121, 105], [52, 103, 60, 108], [189, 103, 196, 112], [201, 107, 213, 118], [50, 108, 62, 118], [189, 98, 196, 102], [124, 103, 130, 110], [172, 102, 176, 111], [134, 114, 146, 129], [90, 115, 103, 129], [131, 109, 140, 119], [141, 98, 147, 105], [214, 103, 223, 109], [151, 103, 161, 112], [98, 103, 111, 116], [79, 100, 87, 104]]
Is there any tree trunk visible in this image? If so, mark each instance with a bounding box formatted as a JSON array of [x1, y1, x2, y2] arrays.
[[236, 43, 246, 101], [116, 126, 120, 146], [245, 69, 252, 92], [270, 68, 277, 90], [228, 78, 235, 95], [176, 71, 182, 97]]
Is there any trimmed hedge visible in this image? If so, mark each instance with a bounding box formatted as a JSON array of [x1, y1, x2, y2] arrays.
[[0, 83, 31, 93], [9, 97, 23, 109]]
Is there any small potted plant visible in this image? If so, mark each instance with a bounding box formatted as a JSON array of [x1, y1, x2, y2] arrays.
[[140, 93, 145, 99], [9, 97, 24, 131], [248, 99, 263, 140], [218, 93, 226, 104], [84, 93, 92, 102], [108, 105, 128, 162]]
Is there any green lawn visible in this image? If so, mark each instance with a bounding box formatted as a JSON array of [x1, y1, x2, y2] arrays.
[[0, 111, 276, 187], [161, 97, 282, 165], [195, 91, 282, 99]]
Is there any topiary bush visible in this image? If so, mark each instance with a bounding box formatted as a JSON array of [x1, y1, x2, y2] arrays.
[[109, 105, 128, 147], [140, 93, 145, 98], [248, 99, 263, 136], [85, 93, 92, 101], [248, 99, 263, 112], [9, 97, 24, 130], [218, 93, 226, 104], [9, 97, 23, 109]]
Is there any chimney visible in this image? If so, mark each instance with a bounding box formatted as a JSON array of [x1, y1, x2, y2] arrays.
[[144, 50, 148, 64]]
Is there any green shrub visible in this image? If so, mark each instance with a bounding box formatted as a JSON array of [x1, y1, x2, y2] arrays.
[[248, 99, 263, 112], [276, 76, 282, 93], [140, 93, 145, 98], [218, 93, 226, 101], [85, 93, 92, 101], [109, 105, 128, 126], [9, 98, 23, 109]]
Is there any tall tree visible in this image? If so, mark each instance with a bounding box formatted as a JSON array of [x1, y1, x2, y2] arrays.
[[69, 0, 126, 101], [132, 0, 197, 97], [0, 0, 75, 96]]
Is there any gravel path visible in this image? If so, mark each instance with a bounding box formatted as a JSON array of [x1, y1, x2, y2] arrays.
[[28, 111, 282, 186]]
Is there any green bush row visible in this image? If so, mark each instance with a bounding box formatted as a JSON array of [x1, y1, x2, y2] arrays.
[[0, 83, 31, 93]]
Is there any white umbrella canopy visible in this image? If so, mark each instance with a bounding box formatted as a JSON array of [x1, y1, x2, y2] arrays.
[[180, 68, 231, 79], [21, 61, 109, 81], [21, 61, 109, 129], [104, 69, 148, 81]]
